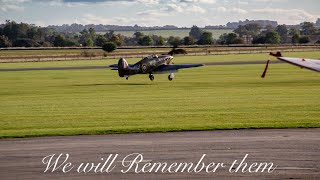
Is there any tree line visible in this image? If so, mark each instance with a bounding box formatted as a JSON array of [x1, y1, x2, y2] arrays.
[[1, 20, 320, 49]]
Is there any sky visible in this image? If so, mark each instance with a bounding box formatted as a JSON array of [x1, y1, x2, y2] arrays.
[[0, 0, 319, 27]]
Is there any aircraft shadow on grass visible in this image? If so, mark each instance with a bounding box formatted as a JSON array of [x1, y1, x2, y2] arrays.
[[72, 83, 154, 86]]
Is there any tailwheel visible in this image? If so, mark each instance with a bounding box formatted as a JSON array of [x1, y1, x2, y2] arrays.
[[126, 76, 129, 80], [168, 73, 174, 81], [149, 74, 154, 81]]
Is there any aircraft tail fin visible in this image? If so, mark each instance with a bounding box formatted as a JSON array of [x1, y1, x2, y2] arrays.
[[270, 52, 282, 57], [117, 58, 129, 77]]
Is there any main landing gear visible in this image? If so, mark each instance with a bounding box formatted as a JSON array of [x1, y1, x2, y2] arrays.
[[168, 73, 174, 81], [149, 74, 154, 81], [148, 73, 174, 81]]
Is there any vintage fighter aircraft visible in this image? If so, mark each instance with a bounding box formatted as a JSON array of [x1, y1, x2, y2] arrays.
[[261, 52, 320, 78], [109, 54, 203, 81]]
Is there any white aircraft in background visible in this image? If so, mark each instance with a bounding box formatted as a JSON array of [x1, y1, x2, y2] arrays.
[[261, 52, 320, 78]]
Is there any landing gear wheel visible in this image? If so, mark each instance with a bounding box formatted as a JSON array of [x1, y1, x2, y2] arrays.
[[168, 73, 174, 81], [126, 77, 129, 80], [149, 74, 154, 81]]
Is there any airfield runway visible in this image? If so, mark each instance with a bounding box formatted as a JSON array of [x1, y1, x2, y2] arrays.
[[0, 60, 284, 72], [0, 128, 319, 180]]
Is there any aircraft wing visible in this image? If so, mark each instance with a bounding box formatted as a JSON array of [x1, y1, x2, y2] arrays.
[[153, 64, 203, 73], [277, 57, 320, 72], [109, 63, 134, 70]]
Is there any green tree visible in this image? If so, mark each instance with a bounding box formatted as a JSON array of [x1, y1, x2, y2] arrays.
[[79, 28, 97, 46], [157, 36, 166, 46], [26, 28, 37, 39], [265, 25, 275, 32], [198, 32, 214, 45], [109, 34, 124, 46], [189, 25, 203, 40], [289, 28, 300, 36], [288, 28, 300, 44], [301, 22, 316, 35], [292, 34, 300, 44], [299, 36, 310, 44], [252, 35, 266, 44], [102, 42, 117, 52], [88, 27, 96, 39], [138, 36, 154, 46], [265, 31, 281, 44], [226, 33, 238, 44], [234, 23, 262, 37], [151, 35, 166, 46], [276, 25, 288, 43], [104, 30, 114, 39], [183, 36, 196, 45], [218, 33, 243, 45], [86, 38, 94, 47], [168, 36, 182, 46], [95, 35, 108, 47], [53, 35, 75, 47], [0, 35, 12, 47], [134, 31, 144, 40]]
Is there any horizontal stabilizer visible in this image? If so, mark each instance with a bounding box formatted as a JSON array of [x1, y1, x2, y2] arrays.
[[270, 52, 282, 57]]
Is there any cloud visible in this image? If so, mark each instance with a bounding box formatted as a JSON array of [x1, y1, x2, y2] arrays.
[[250, 0, 287, 2], [164, 4, 184, 13], [178, 0, 216, 4], [62, 0, 160, 5], [63, 0, 130, 2], [79, 13, 159, 26], [215, 6, 247, 14], [0, 0, 30, 12], [238, 1, 248, 5], [136, 9, 168, 16], [137, 2, 206, 19], [187, 5, 206, 13], [252, 8, 318, 24]]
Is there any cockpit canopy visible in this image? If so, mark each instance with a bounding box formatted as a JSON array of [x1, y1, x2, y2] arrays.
[[143, 54, 158, 60]]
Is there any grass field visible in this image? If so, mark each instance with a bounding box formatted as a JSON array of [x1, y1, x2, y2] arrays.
[[0, 53, 320, 138], [1, 51, 319, 69]]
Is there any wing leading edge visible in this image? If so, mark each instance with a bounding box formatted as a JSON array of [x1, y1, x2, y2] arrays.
[[277, 57, 320, 72], [153, 64, 204, 73], [270, 52, 320, 72]]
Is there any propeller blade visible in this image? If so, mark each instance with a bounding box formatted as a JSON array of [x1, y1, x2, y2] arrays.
[[168, 48, 187, 56], [261, 60, 270, 78]]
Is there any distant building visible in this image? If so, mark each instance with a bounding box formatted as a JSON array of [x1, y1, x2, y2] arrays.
[[309, 35, 320, 43], [226, 19, 278, 29], [315, 18, 320, 27], [286, 35, 320, 44], [241, 35, 253, 44], [204, 25, 228, 29]]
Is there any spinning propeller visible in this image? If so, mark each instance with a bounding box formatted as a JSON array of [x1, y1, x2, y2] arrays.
[[167, 47, 187, 65], [261, 59, 270, 78]]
